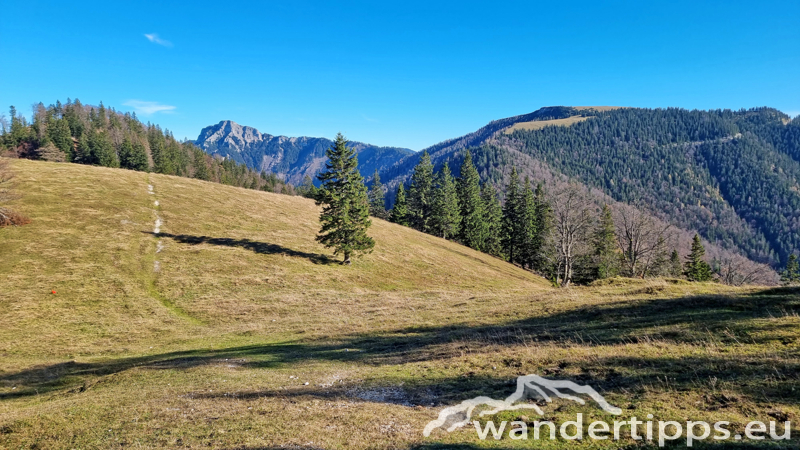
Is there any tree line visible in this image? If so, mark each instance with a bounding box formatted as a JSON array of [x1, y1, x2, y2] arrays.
[[496, 107, 800, 267], [0, 100, 305, 196], [371, 148, 788, 286]]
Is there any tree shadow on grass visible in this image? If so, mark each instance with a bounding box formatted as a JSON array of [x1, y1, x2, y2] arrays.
[[144, 232, 337, 265], [2, 287, 799, 406]]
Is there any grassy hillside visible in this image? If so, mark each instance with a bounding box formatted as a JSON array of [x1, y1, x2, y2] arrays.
[[503, 116, 589, 133], [1, 159, 798, 449], [503, 107, 623, 133]]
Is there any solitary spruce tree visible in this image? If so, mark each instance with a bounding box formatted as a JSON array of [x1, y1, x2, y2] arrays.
[[315, 133, 375, 265], [781, 253, 799, 286], [368, 169, 388, 219], [684, 234, 713, 281], [390, 183, 410, 226]]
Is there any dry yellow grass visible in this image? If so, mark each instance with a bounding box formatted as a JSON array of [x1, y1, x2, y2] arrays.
[[504, 107, 626, 134], [504, 115, 590, 133], [1, 159, 798, 449]]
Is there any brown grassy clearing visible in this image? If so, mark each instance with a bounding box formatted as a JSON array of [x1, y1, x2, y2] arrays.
[[0, 159, 797, 449]]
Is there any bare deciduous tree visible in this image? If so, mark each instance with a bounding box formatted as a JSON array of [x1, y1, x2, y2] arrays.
[[615, 205, 673, 278], [549, 184, 594, 287], [714, 254, 776, 286], [0, 158, 29, 226]]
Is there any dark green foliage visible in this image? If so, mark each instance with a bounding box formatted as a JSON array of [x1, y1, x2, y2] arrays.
[[5, 106, 32, 149], [501, 167, 523, 264], [529, 182, 552, 273], [430, 163, 460, 239], [697, 134, 800, 265], [495, 107, 800, 267], [781, 254, 799, 286], [407, 150, 434, 232], [368, 170, 388, 219], [685, 234, 714, 282], [118, 137, 149, 171], [297, 175, 319, 199], [649, 237, 669, 277], [593, 204, 619, 279], [390, 183, 410, 226], [480, 183, 503, 257], [192, 149, 211, 181], [1, 99, 299, 195], [47, 118, 73, 161], [85, 130, 119, 168], [315, 133, 375, 264], [669, 249, 683, 278], [457, 150, 485, 250], [516, 179, 538, 269]]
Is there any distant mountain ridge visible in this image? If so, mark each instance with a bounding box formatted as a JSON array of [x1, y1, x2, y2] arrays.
[[378, 106, 800, 268], [195, 120, 413, 184]]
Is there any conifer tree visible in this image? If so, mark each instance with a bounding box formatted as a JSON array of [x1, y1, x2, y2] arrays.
[[781, 253, 799, 286], [407, 151, 434, 232], [118, 136, 148, 171], [592, 204, 618, 279], [481, 183, 503, 257], [501, 167, 523, 264], [368, 169, 388, 219], [669, 249, 683, 278], [430, 163, 460, 239], [298, 175, 318, 199], [86, 130, 119, 167], [390, 183, 410, 226], [47, 118, 73, 161], [192, 149, 210, 181], [684, 234, 714, 281], [315, 133, 375, 265], [457, 150, 485, 250], [529, 181, 553, 272], [517, 178, 538, 269], [649, 237, 669, 277], [75, 133, 90, 163]]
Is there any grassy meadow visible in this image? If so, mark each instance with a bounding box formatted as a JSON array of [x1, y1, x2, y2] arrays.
[[0, 158, 798, 449]]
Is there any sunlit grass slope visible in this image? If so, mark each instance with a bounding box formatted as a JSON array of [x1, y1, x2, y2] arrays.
[[0, 158, 546, 357], [1, 159, 798, 449]]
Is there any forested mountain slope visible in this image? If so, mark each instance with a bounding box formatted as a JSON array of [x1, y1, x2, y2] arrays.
[[0, 100, 299, 194], [195, 120, 413, 185], [379, 107, 800, 267]]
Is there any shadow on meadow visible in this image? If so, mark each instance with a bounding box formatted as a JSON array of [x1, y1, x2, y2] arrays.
[[144, 232, 336, 265], [2, 287, 798, 406], [222, 441, 795, 449]]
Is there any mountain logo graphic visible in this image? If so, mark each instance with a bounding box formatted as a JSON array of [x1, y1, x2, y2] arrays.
[[423, 374, 622, 437]]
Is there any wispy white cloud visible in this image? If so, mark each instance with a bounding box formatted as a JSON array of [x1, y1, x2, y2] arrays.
[[362, 114, 379, 123], [144, 33, 172, 47], [123, 100, 176, 115]]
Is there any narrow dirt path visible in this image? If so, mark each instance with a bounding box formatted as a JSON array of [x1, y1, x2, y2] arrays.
[[144, 178, 201, 324], [149, 184, 164, 272]]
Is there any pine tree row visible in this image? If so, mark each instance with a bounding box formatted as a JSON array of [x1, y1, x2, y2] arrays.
[[0, 100, 300, 195], [378, 149, 770, 286]]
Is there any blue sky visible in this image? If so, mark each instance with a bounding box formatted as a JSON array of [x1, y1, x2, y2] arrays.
[[1, 0, 798, 150]]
